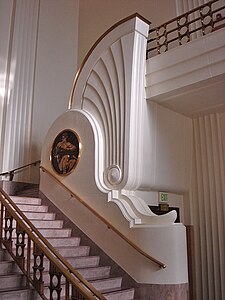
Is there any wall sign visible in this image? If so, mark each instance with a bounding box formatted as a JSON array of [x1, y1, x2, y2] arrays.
[[51, 129, 80, 175]]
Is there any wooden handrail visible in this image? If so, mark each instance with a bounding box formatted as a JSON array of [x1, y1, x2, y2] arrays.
[[40, 166, 166, 269], [0, 187, 106, 300], [0, 160, 41, 180]]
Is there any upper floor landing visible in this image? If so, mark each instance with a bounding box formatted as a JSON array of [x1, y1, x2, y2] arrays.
[[145, 0, 225, 118]]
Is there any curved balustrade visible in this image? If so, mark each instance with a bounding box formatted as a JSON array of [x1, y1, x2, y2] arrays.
[[0, 187, 106, 300], [147, 0, 225, 58]]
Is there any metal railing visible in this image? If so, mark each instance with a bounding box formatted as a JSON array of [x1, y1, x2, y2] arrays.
[[40, 166, 166, 269], [0, 187, 106, 300], [147, 0, 225, 58], [0, 160, 41, 181]]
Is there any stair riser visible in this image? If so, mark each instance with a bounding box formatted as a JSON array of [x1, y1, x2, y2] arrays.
[[0, 275, 26, 290], [104, 289, 135, 300], [77, 266, 110, 281], [0, 261, 20, 275], [90, 277, 122, 292], [0, 250, 11, 261], [0, 289, 42, 300]]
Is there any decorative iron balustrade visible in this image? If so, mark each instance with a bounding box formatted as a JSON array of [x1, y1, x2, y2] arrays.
[[0, 187, 106, 300], [147, 0, 225, 58]]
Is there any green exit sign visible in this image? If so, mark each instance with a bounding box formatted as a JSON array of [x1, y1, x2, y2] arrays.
[[159, 192, 168, 203]]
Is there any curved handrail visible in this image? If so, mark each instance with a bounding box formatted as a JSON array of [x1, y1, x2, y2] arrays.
[[69, 13, 151, 109], [0, 160, 41, 180], [40, 166, 166, 269], [0, 187, 106, 300]]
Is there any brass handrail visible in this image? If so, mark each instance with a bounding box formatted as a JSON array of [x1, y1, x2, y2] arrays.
[[0, 160, 41, 181], [40, 166, 166, 269], [147, 0, 225, 58], [0, 187, 106, 300]]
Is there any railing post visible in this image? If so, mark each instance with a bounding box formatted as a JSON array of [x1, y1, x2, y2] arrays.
[[33, 243, 45, 295], [49, 262, 63, 300], [15, 222, 26, 269], [4, 209, 13, 253]]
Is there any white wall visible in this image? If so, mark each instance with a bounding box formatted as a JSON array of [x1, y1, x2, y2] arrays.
[[0, 0, 14, 172], [31, 0, 79, 182], [0, 0, 79, 183], [78, 0, 177, 65]]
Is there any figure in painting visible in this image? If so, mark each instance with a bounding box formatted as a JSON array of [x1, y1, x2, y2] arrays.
[[52, 131, 78, 174]]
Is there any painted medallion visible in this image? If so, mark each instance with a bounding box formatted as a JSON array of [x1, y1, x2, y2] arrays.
[[51, 130, 80, 175]]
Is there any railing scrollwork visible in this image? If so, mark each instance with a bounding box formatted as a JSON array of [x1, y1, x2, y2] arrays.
[[147, 0, 225, 58]]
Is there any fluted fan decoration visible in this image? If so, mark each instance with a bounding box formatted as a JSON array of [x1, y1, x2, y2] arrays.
[[70, 14, 177, 225]]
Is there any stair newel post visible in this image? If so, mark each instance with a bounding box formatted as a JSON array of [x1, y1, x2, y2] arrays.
[[3, 209, 14, 253], [49, 261, 63, 300], [33, 242, 45, 295], [15, 221, 26, 270]]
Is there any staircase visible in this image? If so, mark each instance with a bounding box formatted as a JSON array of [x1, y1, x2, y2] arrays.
[[0, 194, 135, 299], [0, 248, 40, 300]]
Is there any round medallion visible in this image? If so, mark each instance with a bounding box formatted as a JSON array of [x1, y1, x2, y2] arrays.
[[105, 165, 122, 186], [51, 129, 80, 175]]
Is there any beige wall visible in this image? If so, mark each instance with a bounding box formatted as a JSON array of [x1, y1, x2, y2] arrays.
[[78, 0, 176, 65]]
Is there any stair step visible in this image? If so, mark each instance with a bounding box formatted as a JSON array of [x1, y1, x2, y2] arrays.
[[0, 260, 20, 275], [10, 227, 72, 238], [0, 274, 26, 291], [29, 219, 64, 229], [10, 196, 42, 205], [77, 266, 111, 281], [68, 255, 100, 269], [23, 211, 56, 220], [8, 219, 63, 230], [42, 277, 122, 299], [90, 277, 122, 293], [57, 245, 90, 257], [16, 204, 48, 212], [30, 255, 100, 272], [104, 288, 135, 300], [0, 288, 41, 300], [46, 237, 80, 247], [38, 228, 72, 238], [40, 266, 111, 283], [0, 249, 12, 261], [11, 236, 81, 248]]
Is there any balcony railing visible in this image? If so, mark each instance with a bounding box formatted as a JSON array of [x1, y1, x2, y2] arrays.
[[147, 0, 225, 58]]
